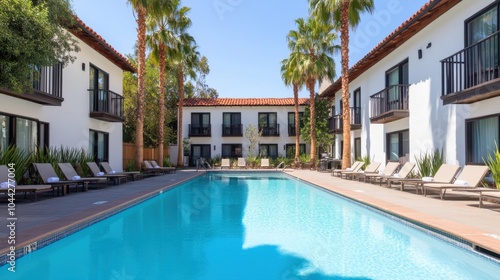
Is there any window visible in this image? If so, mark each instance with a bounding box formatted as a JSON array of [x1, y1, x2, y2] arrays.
[[259, 144, 278, 159], [89, 65, 109, 91], [288, 112, 303, 136], [467, 5, 498, 46], [222, 113, 242, 136], [354, 138, 361, 160], [190, 113, 211, 136], [0, 113, 45, 154], [386, 130, 409, 161], [90, 130, 109, 163], [386, 60, 409, 110], [221, 144, 242, 158], [191, 144, 211, 166], [89, 65, 109, 114], [466, 115, 500, 164], [353, 88, 362, 124], [259, 113, 279, 136], [285, 144, 306, 158]]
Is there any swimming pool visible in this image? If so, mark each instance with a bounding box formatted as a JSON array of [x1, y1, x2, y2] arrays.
[[2, 172, 500, 279]]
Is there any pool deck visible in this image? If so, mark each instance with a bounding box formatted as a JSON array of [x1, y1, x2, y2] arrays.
[[1, 169, 500, 261]]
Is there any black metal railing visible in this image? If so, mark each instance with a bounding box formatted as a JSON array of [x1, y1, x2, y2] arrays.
[[370, 85, 409, 119], [259, 124, 280, 136], [441, 30, 500, 96], [31, 63, 63, 98], [222, 124, 242, 136], [288, 124, 299, 136], [189, 124, 211, 136], [89, 89, 124, 118], [328, 107, 361, 132]]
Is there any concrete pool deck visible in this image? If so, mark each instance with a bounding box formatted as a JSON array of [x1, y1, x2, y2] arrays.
[[1, 169, 500, 262]]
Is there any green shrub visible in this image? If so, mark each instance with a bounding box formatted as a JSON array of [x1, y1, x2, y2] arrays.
[[415, 148, 444, 178], [484, 142, 500, 190], [0, 145, 31, 182], [356, 155, 372, 171]]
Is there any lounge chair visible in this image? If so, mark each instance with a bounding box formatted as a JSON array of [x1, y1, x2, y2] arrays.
[[143, 160, 169, 175], [221, 158, 230, 169], [33, 163, 81, 194], [339, 162, 366, 179], [361, 162, 400, 183], [0, 165, 52, 201], [346, 162, 381, 180], [58, 163, 108, 188], [237, 158, 246, 169], [150, 160, 176, 173], [100, 162, 143, 180], [261, 158, 270, 169], [390, 164, 461, 193], [332, 161, 362, 177], [86, 162, 127, 184], [422, 165, 490, 199], [375, 162, 415, 187], [479, 190, 500, 208]]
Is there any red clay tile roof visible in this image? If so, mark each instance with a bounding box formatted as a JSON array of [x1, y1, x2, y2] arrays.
[[320, 0, 460, 98], [183, 98, 310, 107], [69, 15, 136, 73]]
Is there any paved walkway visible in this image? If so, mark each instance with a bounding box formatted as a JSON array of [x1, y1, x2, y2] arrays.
[[1, 169, 500, 261]]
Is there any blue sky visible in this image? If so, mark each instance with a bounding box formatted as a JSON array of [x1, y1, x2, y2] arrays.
[[72, 0, 427, 98]]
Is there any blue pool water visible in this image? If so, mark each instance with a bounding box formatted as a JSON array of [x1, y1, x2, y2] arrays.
[[2, 172, 500, 279]]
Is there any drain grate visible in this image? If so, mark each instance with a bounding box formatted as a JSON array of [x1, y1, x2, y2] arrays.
[[93, 201, 108, 205], [23, 242, 37, 254]]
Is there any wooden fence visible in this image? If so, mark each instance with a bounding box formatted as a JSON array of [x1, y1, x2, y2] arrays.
[[123, 143, 170, 167]]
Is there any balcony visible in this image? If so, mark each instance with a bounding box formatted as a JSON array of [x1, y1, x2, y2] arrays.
[[89, 89, 124, 122], [370, 84, 409, 124], [222, 124, 243, 136], [441, 30, 500, 105], [288, 124, 299, 136], [0, 64, 64, 106], [189, 124, 211, 137], [259, 124, 280, 136], [328, 107, 362, 134]]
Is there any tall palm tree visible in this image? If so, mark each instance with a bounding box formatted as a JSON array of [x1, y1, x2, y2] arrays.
[[310, 0, 374, 169], [287, 17, 337, 169], [127, 0, 162, 170], [281, 53, 305, 167]]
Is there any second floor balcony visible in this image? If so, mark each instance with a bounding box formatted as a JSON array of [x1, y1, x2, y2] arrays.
[[259, 124, 280, 136], [441, 30, 500, 105], [222, 124, 243, 136], [89, 89, 124, 122], [189, 124, 211, 137], [329, 107, 362, 134], [288, 124, 299, 137], [370, 84, 409, 124], [0, 63, 64, 106]]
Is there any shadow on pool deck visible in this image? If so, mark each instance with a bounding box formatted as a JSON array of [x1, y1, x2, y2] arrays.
[[1, 168, 500, 261]]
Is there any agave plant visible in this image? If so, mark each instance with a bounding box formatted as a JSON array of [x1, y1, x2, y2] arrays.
[[415, 148, 445, 178], [484, 142, 500, 189], [0, 145, 32, 182], [356, 155, 372, 171]]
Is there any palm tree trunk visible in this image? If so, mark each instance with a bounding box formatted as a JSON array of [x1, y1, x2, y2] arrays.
[[176, 66, 185, 167], [308, 78, 316, 169], [341, 0, 351, 169], [134, 6, 146, 171], [293, 84, 300, 167], [158, 43, 166, 167]]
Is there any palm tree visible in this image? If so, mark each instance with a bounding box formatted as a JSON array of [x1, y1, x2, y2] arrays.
[[127, 0, 162, 170], [310, 0, 374, 169], [281, 53, 305, 167], [287, 17, 337, 169]]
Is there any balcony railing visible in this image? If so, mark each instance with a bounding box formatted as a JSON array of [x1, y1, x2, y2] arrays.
[[441, 30, 500, 104], [89, 89, 124, 122], [0, 63, 64, 105], [328, 107, 362, 133], [370, 84, 409, 124], [259, 124, 280, 136], [288, 124, 299, 136], [222, 124, 243, 136], [189, 124, 211, 137]]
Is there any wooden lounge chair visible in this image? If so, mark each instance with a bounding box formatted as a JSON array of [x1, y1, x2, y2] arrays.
[[260, 158, 270, 169], [332, 161, 362, 177], [237, 158, 246, 169], [150, 160, 176, 173], [422, 165, 490, 199], [100, 162, 143, 180], [389, 164, 461, 193], [375, 162, 415, 186], [346, 162, 381, 180], [339, 162, 366, 179], [221, 158, 230, 169], [0, 165, 52, 201], [479, 190, 500, 208], [33, 163, 81, 195], [58, 163, 108, 188], [86, 162, 127, 184], [361, 162, 400, 183], [143, 160, 168, 175]]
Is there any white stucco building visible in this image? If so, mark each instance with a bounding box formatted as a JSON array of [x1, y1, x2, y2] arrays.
[[0, 16, 135, 170], [180, 98, 310, 166], [321, 0, 500, 167]]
